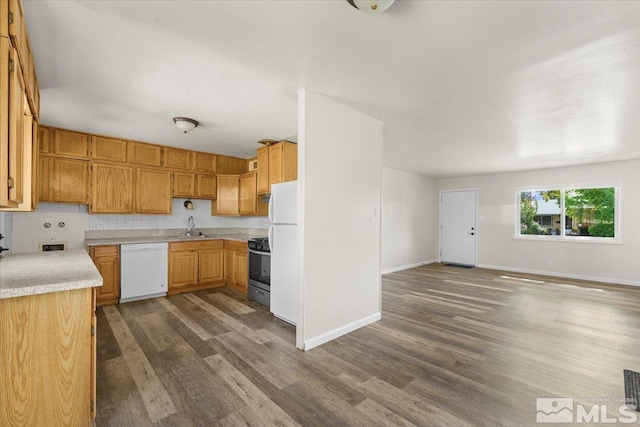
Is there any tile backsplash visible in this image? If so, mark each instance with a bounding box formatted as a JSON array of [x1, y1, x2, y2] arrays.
[[10, 200, 270, 254], [88, 199, 270, 230]]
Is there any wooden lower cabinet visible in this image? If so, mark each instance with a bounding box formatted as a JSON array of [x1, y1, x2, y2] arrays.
[[0, 287, 96, 425], [168, 240, 224, 295], [224, 240, 248, 295], [89, 245, 120, 306]]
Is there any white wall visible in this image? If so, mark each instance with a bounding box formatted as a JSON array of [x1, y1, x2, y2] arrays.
[[298, 89, 382, 350], [381, 167, 438, 273], [437, 159, 640, 286]]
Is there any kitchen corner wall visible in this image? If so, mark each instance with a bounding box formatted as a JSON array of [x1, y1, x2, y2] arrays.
[[10, 199, 270, 254]]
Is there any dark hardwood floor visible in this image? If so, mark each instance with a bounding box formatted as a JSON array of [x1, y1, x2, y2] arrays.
[[96, 264, 640, 426]]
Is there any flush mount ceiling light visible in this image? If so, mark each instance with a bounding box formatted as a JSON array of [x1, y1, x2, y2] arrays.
[[347, 0, 395, 13], [173, 117, 199, 134]]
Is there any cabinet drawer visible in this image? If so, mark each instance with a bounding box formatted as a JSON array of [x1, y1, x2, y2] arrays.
[[169, 240, 223, 252], [91, 245, 119, 257], [223, 240, 248, 252]]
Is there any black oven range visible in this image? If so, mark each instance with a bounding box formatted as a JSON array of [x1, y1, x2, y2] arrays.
[[247, 237, 270, 307]]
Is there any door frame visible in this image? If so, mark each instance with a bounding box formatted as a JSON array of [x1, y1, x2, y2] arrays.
[[439, 188, 478, 266]]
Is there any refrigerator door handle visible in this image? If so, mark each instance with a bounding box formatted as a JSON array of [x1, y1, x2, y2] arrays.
[[268, 225, 274, 253], [268, 193, 274, 222]]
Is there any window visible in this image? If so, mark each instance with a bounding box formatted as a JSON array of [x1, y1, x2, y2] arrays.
[[517, 186, 619, 240]]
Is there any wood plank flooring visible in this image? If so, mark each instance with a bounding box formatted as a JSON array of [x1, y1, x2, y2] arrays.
[[96, 264, 640, 426]]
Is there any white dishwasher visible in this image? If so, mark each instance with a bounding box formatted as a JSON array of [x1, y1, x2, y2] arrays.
[[120, 242, 168, 303]]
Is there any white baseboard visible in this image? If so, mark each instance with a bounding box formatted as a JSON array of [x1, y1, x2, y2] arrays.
[[303, 312, 381, 351], [477, 264, 640, 288], [381, 259, 437, 275]]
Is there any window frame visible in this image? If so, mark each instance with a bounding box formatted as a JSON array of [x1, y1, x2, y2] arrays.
[[515, 184, 621, 244]]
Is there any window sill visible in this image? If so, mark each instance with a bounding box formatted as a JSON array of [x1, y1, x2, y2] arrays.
[[513, 235, 623, 245]]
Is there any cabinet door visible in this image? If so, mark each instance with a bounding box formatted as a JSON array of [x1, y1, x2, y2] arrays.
[[223, 248, 235, 283], [200, 249, 223, 283], [163, 147, 192, 170], [135, 168, 171, 214], [173, 172, 195, 198], [0, 38, 9, 207], [5, 45, 25, 206], [195, 174, 216, 199], [235, 250, 248, 290], [38, 156, 51, 201], [216, 175, 239, 216], [193, 152, 216, 173], [268, 143, 283, 186], [91, 163, 133, 213], [256, 146, 269, 194], [92, 252, 120, 306], [52, 129, 89, 159], [52, 158, 89, 203], [169, 251, 198, 289], [239, 172, 257, 216], [91, 136, 127, 163], [128, 141, 162, 167], [38, 124, 51, 153]]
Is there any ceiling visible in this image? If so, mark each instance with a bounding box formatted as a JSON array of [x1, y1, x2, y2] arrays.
[[24, 1, 640, 178]]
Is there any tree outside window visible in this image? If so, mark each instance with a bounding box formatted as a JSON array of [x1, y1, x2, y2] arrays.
[[518, 187, 617, 239]]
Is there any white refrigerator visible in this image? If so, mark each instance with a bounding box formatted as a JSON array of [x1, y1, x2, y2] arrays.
[[268, 180, 298, 325]]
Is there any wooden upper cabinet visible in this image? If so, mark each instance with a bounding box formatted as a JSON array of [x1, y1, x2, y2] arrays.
[[38, 156, 51, 201], [38, 124, 51, 153], [163, 147, 192, 170], [268, 141, 297, 186], [91, 136, 127, 163], [215, 174, 239, 216], [173, 172, 195, 198], [5, 45, 26, 207], [91, 163, 133, 213], [135, 168, 171, 214], [196, 174, 216, 199], [217, 155, 247, 174], [52, 158, 89, 203], [256, 146, 269, 194], [239, 172, 257, 216], [52, 129, 89, 159], [128, 141, 163, 167], [193, 152, 216, 173], [0, 0, 8, 37]]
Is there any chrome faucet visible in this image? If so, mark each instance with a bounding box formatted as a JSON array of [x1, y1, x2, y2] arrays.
[[187, 216, 195, 236]]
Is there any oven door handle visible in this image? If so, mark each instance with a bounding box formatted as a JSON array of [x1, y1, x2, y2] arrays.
[[249, 249, 271, 256]]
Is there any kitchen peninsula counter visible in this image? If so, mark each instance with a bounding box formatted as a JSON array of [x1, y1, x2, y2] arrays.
[[0, 249, 102, 299]]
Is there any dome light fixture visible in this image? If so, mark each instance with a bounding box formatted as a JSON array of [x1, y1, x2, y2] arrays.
[[346, 0, 395, 14], [173, 117, 199, 134]]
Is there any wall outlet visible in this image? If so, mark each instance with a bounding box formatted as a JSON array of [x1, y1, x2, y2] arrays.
[[547, 259, 553, 265]]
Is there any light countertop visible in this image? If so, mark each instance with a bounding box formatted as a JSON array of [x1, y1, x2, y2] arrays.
[[84, 233, 264, 247], [0, 250, 103, 299]]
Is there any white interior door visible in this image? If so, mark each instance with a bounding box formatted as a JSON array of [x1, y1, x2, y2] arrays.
[[440, 190, 476, 266]]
